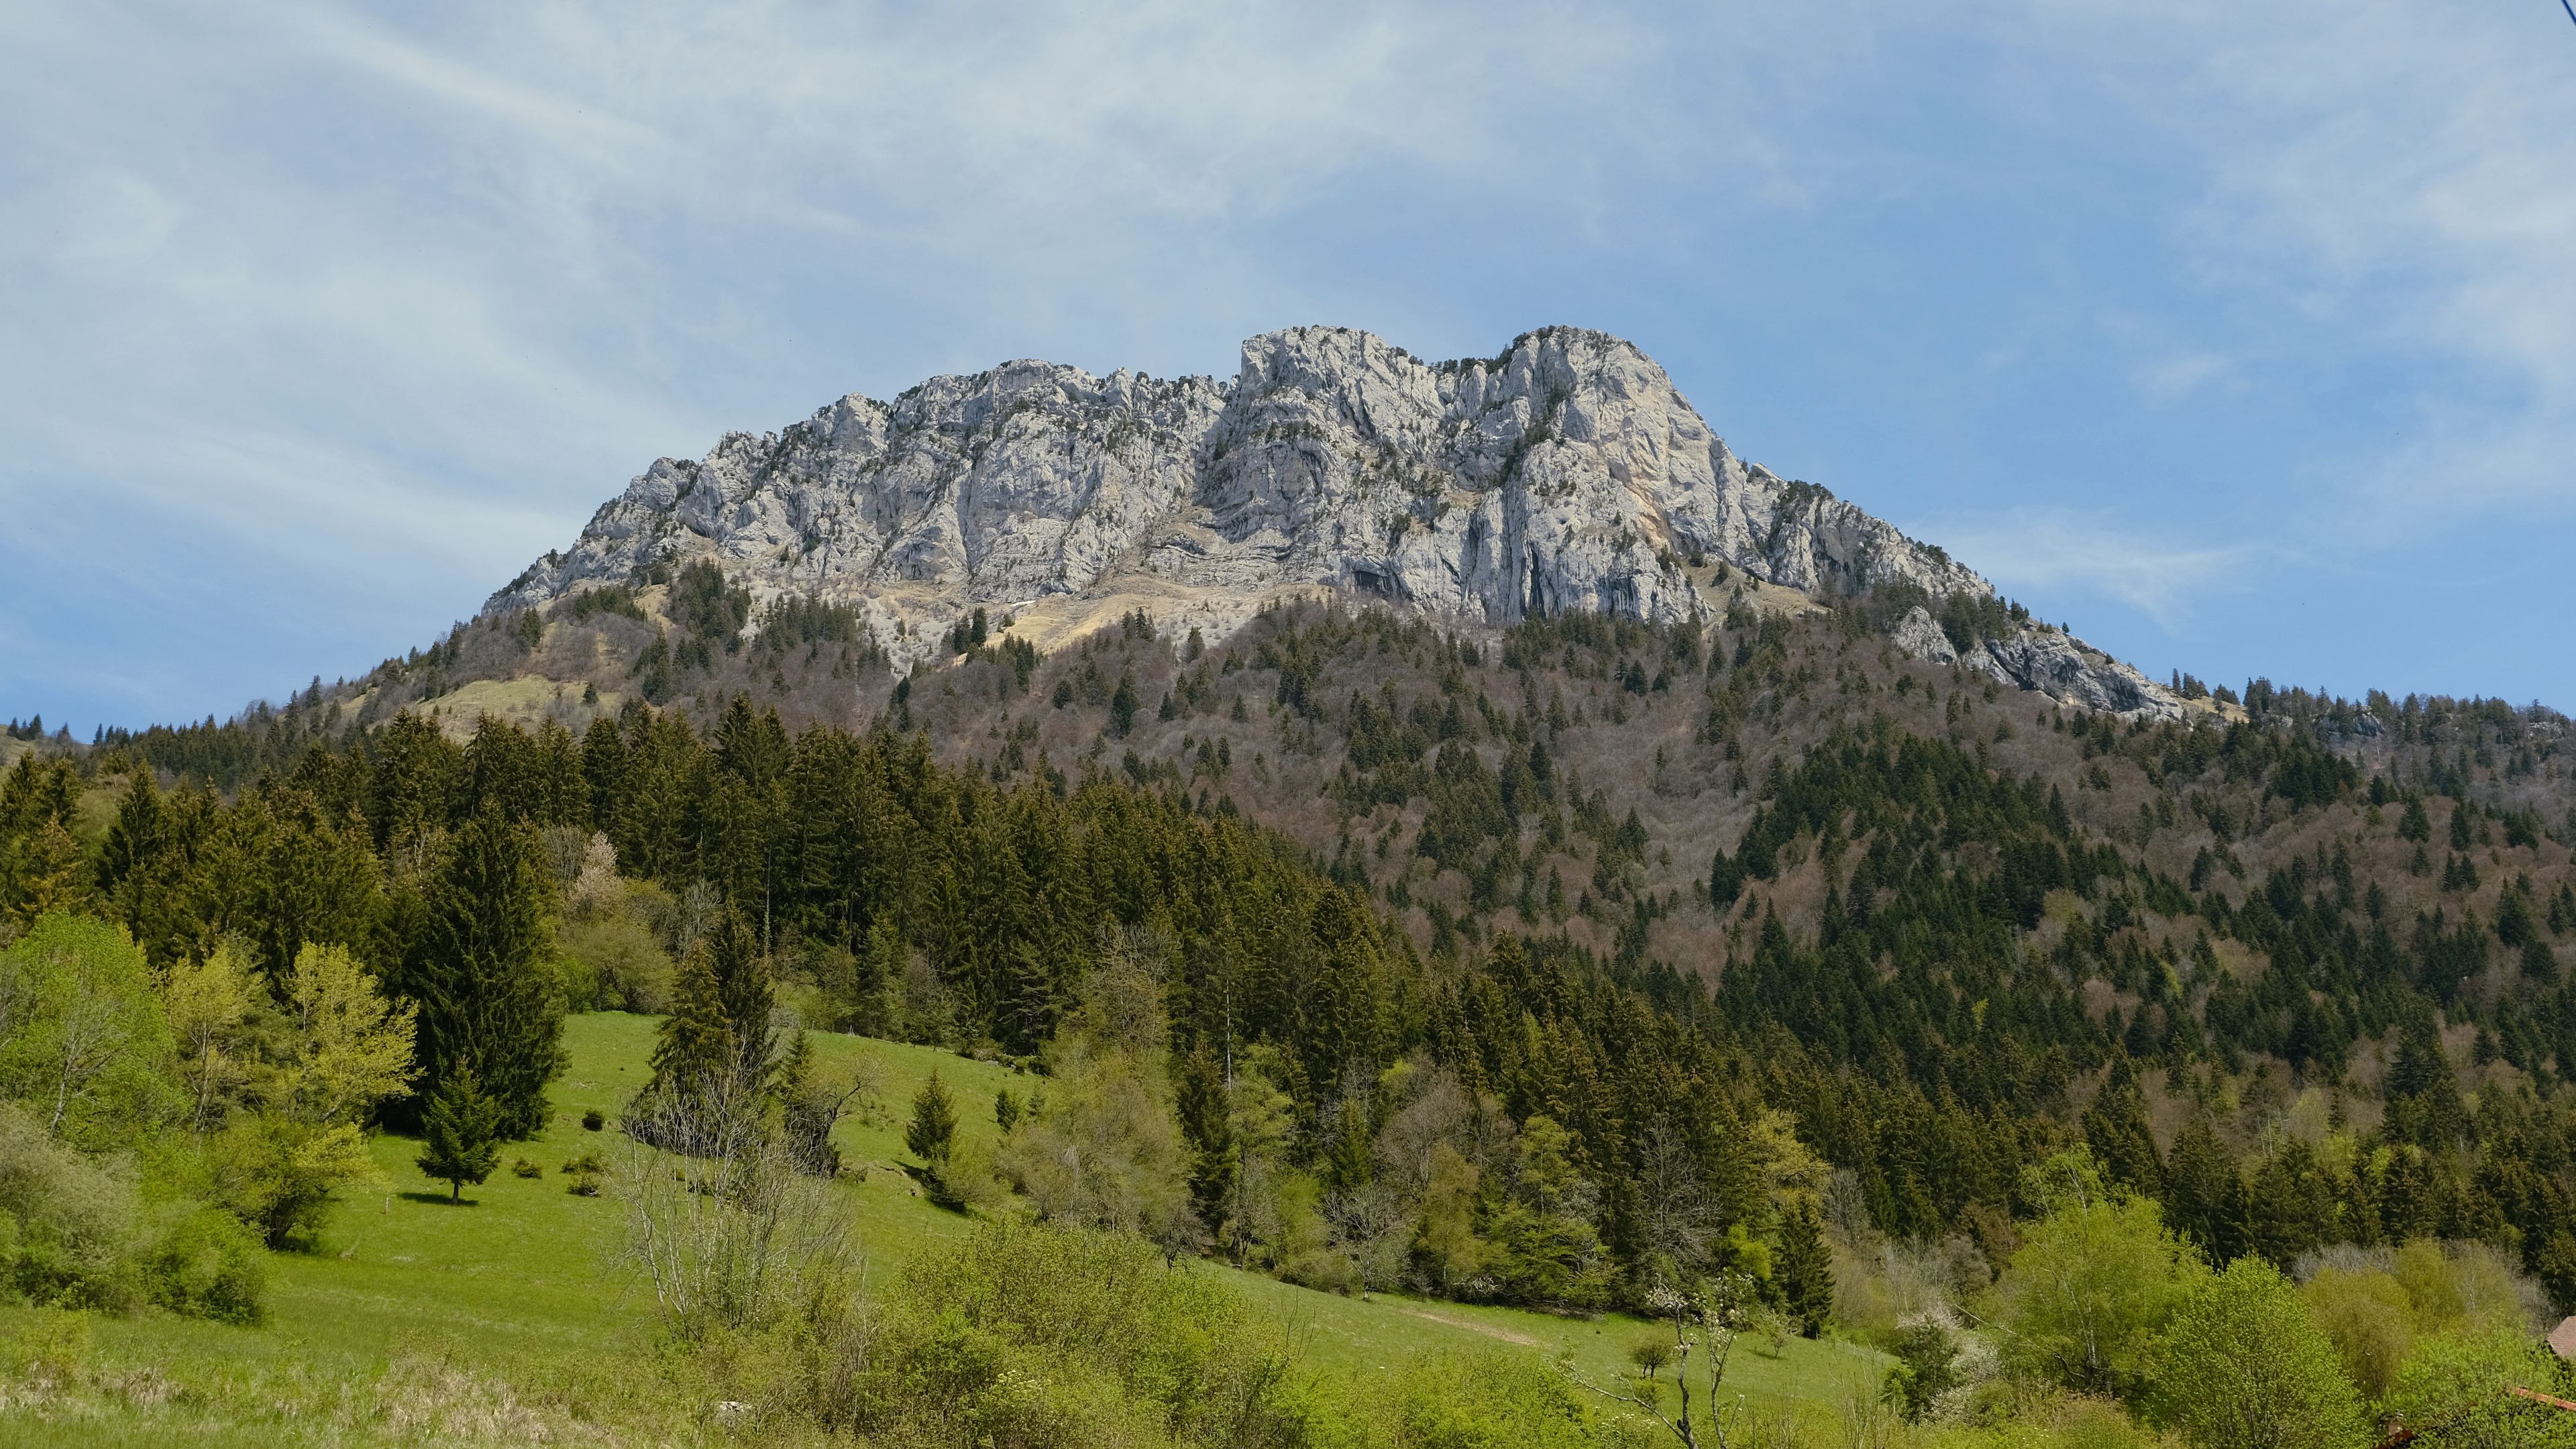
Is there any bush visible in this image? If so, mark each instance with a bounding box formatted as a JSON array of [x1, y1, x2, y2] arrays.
[[840, 1218, 1319, 1447], [511, 1158, 542, 1179], [582, 1109, 605, 1132], [0, 1104, 141, 1311], [561, 1152, 604, 1196], [140, 1207, 266, 1325], [2379, 1325, 2576, 1448], [209, 1114, 376, 1248], [2147, 1258, 2361, 1449], [1399, 1350, 1651, 1448]]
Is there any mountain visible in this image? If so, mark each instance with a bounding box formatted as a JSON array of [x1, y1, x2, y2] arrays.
[[488, 325, 2183, 718]]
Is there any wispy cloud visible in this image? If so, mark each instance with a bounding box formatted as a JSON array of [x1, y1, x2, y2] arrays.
[[1915, 508, 2284, 634]]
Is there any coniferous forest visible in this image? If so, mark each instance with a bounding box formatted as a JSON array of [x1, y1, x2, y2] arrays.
[[6, 579, 2576, 1445]]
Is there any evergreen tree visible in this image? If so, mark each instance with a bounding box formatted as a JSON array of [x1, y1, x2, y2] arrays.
[[906, 1071, 956, 1169], [2383, 1017, 2466, 1150], [1777, 1201, 1834, 1337], [417, 1067, 502, 1202], [406, 809, 566, 1138], [649, 938, 733, 1094], [706, 909, 773, 1085], [2082, 1057, 2164, 1198], [1173, 1043, 1235, 1234], [2398, 795, 2431, 843], [2163, 1112, 2245, 1265]]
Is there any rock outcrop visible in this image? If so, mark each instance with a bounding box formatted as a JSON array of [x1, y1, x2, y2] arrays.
[[490, 325, 2184, 716]]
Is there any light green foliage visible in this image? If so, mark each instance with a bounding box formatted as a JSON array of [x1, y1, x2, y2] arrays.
[[1398, 1350, 1654, 1448], [210, 942, 413, 1246], [0, 1102, 141, 1309], [136, 1207, 266, 1326], [2379, 1325, 2576, 1448], [1990, 1149, 2204, 1399], [998, 1042, 1200, 1257], [843, 1217, 1320, 1448], [2147, 1257, 2362, 1449], [211, 1114, 379, 1248], [160, 939, 260, 1132], [2300, 1265, 2416, 1401], [277, 943, 416, 1127], [0, 914, 177, 1146]]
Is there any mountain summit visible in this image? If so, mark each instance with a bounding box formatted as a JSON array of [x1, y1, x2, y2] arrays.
[[490, 325, 2181, 716]]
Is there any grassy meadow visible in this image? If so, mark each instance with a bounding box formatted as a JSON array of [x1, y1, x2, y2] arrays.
[[0, 1012, 1885, 1445]]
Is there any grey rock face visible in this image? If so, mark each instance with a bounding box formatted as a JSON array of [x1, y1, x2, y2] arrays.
[[1890, 606, 1960, 667], [490, 325, 2184, 716]]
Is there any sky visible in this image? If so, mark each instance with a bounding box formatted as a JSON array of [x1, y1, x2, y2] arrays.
[[3, 1, 2573, 735]]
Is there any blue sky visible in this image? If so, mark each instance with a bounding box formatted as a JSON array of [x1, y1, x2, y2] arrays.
[[4, 2, 2573, 734]]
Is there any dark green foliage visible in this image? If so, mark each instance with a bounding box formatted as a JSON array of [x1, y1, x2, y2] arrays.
[[906, 1072, 955, 1167], [1882, 1320, 1960, 1421], [1777, 1202, 1833, 1337], [402, 810, 566, 1138], [649, 939, 732, 1095], [417, 1067, 502, 1201]]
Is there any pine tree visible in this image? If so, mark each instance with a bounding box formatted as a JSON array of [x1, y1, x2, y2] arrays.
[[2384, 1018, 2466, 1150], [417, 1067, 502, 1201], [1174, 1043, 1235, 1234], [1778, 1201, 1834, 1337], [407, 809, 566, 1138]]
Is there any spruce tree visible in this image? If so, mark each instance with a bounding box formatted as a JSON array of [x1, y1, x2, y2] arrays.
[[2163, 1112, 2245, 1264], [1778, 1201, 1834, 1337], [2082, 1057, 2164, 1197], [650, 938, 733, 1094], [417, 1067, 502, 1201], [906, 1071, 956, 1169], [409, 808, 566, 1138], [706, 909, 773, 1085]]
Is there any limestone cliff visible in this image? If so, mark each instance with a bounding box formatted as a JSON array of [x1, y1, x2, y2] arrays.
[[488, 325, 2183, 716]]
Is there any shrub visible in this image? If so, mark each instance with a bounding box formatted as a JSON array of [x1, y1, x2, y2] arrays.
[[840, 1218, 1318, 1447], [511, 1157, 541, 1179], [2147, 1258, 2361, 1449], [561, 1152, 604, 1197], [582, 1109, 605, 1132], [2380, 1324, 2576, 1448], [209, 1114, 377, 1248], [0, 1106, 141, 1311], [140, 1208, 267, 1325]]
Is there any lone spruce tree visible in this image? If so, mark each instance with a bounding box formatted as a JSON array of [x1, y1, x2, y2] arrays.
[[906, 1071, 956, 1171], [412, 809, 566, 1138], [417, 1067, 502, 1201]]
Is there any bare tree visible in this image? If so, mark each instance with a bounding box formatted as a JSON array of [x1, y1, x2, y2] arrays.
[[1569, 1273, 1756, 1449], [615, 1065, 859, 1340]]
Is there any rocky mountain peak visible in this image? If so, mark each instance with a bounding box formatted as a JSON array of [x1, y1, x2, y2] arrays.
[[488, 326, 2186, 717]]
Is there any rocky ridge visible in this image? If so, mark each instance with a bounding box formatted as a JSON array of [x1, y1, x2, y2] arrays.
[[489, 325, 2186, 718]]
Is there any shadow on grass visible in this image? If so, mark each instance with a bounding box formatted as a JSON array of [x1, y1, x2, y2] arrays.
[[397, 1191, 484, 1207]]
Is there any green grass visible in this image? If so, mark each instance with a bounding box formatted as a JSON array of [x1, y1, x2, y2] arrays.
[[0, 1014, 1884, 1443]]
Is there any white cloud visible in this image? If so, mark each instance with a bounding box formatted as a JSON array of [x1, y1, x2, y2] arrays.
[[1915, 508, 2283, 633]]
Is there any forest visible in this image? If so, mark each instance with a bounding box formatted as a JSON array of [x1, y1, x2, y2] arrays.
[[3, 578, 2576, 1445]]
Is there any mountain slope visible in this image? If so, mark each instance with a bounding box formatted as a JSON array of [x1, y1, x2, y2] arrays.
[[486, 325, 2180, 718]]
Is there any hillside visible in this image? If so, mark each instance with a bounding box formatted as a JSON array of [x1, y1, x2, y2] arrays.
[[9, 325, 2576, 1445], [0, 1015, 1885, 1446]]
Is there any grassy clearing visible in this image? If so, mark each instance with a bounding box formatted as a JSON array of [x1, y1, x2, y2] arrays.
[[0, 1014, 1883, 1443]]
